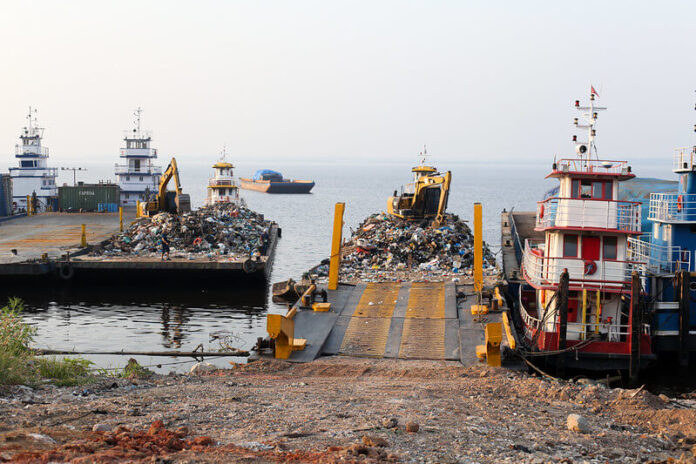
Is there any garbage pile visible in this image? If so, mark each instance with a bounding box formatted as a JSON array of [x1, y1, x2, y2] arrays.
[[326, 213, 497, 283], [91, 203, 274, 260]]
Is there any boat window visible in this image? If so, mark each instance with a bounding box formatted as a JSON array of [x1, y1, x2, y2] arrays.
[[571, 180, 580, 198], [563, 234, 578, 257], [592, 181, 603, 199], [604, 181, 613, 200], [603, 236, 617, 260], [580, 181, 593, 199]]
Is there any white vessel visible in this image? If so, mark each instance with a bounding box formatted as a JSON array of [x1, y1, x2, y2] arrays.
[[9, 107, 58, 212], [205, 147, 239, 206], [115, 108, 162, 207]]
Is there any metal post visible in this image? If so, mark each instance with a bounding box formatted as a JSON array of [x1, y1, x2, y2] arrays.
[[595, 290, 601, 334], [328, 202, 345, 291], [629, 271, 641, 385], [557, 269, 569, 376], [26, 195, 32, 216], [581, 289, 587, 340], [119, 207, 124, 232], [678, 270, 690, 367], [80, 224, 87, 248], [474, 202, 483, 295]]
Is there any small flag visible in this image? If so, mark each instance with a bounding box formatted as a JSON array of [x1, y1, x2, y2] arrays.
[[591, 85, 599, 98]]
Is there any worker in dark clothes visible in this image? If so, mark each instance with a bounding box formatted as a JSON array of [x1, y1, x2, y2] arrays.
[[161, 229, 171, 261], [260, 228, 269, 255]]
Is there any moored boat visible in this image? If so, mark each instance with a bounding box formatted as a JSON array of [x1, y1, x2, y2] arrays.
[[205, 148, 240, 206], [514, 89, 653, 372], [239, 170, 314, 194]]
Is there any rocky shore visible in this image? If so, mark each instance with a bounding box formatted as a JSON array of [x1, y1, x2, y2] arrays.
[[1, 357, 694, 463]]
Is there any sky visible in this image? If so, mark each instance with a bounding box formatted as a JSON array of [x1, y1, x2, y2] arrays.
[[0, 0, 694, 176]]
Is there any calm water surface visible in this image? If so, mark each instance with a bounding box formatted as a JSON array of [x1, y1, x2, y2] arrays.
[[5, 160, 668, 372]]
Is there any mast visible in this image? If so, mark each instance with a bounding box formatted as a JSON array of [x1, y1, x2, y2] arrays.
[[573, 87, 606, 166]]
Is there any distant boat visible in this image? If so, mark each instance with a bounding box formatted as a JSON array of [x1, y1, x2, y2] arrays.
[[239, 170, 314, 194]]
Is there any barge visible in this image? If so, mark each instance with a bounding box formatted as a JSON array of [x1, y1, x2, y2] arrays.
[[240, 170, 314, 194]]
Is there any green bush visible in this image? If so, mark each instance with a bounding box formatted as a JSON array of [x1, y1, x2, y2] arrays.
[[37, 357, 94, 387], [0, 298, 37, 385]]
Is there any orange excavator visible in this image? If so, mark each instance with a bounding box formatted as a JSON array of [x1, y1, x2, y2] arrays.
[[139, 157, 191, 216]]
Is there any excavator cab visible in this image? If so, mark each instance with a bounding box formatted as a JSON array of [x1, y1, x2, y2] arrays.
[[140, 157, 191, 216], [387, 164, 451, 227]]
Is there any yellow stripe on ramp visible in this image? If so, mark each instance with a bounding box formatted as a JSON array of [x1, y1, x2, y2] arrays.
[[398, 318, 446, 359], [405, 282, 445, 319], [353, 282, 400, 318]]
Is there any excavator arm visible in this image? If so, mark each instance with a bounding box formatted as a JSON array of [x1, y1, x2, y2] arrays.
[[432, 171, 451, 228], [140, 157, 190, 216], [157, 158, 185, 211]]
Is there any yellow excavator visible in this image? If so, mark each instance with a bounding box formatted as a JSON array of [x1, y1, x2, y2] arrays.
[[387, 161, 452, 228], [139, 157, 191, 216]]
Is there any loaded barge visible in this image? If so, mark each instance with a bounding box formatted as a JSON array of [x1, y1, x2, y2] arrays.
[[0, 212, 279, 285]]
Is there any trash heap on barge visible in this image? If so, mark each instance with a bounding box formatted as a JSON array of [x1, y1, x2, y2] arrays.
[[90, 203, 274, 261], [336, 212, 497, 283], [515, 91, 652, 371]]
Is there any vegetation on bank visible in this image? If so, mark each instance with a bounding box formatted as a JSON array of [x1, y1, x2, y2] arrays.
[[0, 298, 153, 387]]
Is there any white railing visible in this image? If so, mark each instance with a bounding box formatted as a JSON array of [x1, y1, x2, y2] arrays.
[[119, 147, 157, 157], [536, 197, 641, 233], [554, 158, 632, 176], [114, 164, 162, 175], [208, 178, 237, 187], [627, 235, 691, 274], [15, 145, 49, 157], [648, 192, 696, 223], [673, 147, 696, 171], [522, 239, 635, 289]]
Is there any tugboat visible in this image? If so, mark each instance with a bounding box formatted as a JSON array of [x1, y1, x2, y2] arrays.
[[115, 108, 162, 207], [628, 95, 696, 365], [9, 107, 58, 212], [387, 147, 452, 227], [205, 147, 240, 206], [515, 90, 653, 371], [239, 170, 314, 194]]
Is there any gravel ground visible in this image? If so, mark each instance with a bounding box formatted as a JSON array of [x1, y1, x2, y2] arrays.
[[1, 357, 695, 463]]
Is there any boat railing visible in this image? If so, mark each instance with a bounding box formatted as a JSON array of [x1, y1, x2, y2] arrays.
[[566, 322, 650, 341], [517, 287, 540, 341], [114, 164, 162, 175], [553, 159, 631, 176], [522, 239, 637, 289], [208, 178, 237, 187], [673, 147, 696, 171], [536, 197, 641, 233], [627, 235, 691, 274], [15, 145, 49, 157], [119, 147, 158, 157], [648, 192, 696, 223]]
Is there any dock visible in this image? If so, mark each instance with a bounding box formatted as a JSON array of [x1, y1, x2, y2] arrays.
[[0, 212, 279, 284], [262, 281, 498, 365]]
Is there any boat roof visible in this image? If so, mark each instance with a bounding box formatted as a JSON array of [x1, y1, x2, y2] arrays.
[[213, 162, 234, 169], [411, 165, 437, 173]]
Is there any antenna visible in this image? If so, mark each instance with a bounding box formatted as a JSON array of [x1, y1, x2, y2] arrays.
[[419, 144, 428, 165], [133, 107, 143, 138], [573, 87, 607, 163], [219, 145, 227, 162]]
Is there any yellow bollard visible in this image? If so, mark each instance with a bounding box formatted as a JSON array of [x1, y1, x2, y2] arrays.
[[595, 290, 601, 334], [80, 224, 87, 248], [136, 201, 140, 218], [26, 195, 32, 216], [473, 203, 483, 295], [328, 202, 345, 291], [581, 289, 587, 340], [476, 322, 502, 367], [119, 207, 124, 232]]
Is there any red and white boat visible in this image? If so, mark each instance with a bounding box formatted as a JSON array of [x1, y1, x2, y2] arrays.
[[515, 90, 654, 370]]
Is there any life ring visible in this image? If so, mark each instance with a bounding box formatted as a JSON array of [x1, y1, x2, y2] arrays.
[[58, 263, 75, 280], [584, 260, 597, 276], [677, 195, 684, 212], [539, 204, 544, 219], [243, 258, 257, 274], [192, 237, 203, 246]]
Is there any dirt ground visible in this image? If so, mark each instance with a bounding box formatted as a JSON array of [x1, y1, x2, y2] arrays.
[[1, 357, 695, 463]]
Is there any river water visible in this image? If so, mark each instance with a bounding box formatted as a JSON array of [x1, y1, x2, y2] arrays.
[[1, 160, 673, 372]]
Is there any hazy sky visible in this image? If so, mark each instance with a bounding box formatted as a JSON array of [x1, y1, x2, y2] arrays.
[[1, 0, 694, 171]]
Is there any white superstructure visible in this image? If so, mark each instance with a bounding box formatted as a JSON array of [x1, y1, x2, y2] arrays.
[[9, 107, 58, 212], [115, 108, 162, 207], [206, 147, 239, 206]]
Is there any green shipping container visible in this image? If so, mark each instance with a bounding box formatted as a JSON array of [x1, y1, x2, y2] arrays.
[[58, 183, 120, 212]]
